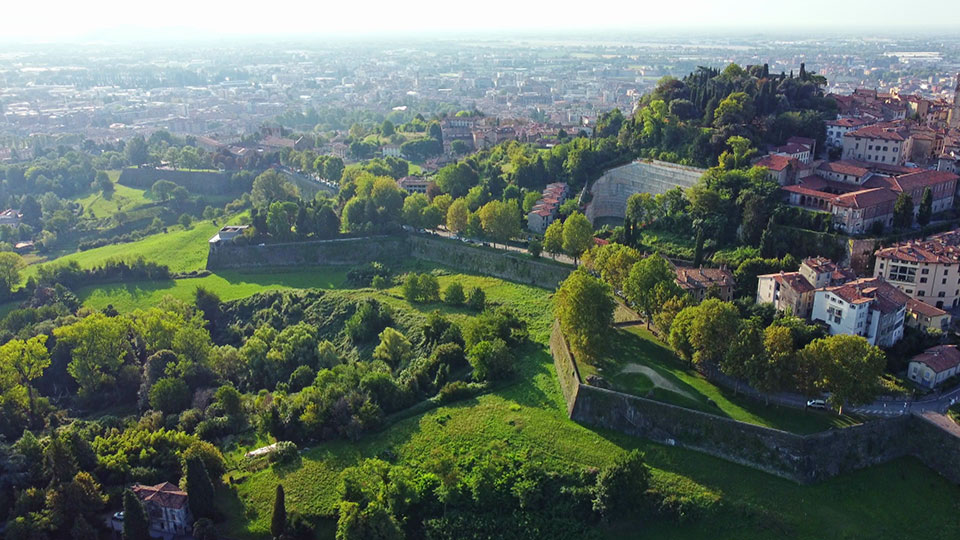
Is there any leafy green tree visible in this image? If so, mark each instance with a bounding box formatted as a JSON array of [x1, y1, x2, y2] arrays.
[[468, 338, 514, 381], [561, 212, 593, 262], [918, 187, 933, 227], [713, 92, 755, 127], [149, 377, 191, 415], [266, 201, 299, 240], [55, 313, 129, 400], [151, 179, 177, 201], [801, 335, 885, 413], [402, 193, 429, 227], [71, 516, 97, 540], [528, 239, 542, 258], [272, 484, 287, 540], [252, 170, 298, 208], [446, 198, 469, 233], [554, 269, 616, 362], [443, 282, 465, 305], [122, 489, 149, 540], [186, 456, 216, 520], [543, 220, 564, 258], [193, 518, 216, 540], [95, 171, 114, 196], [592, 450, 650, 518], [325, 157, 346, 183], [373, 328, 412, 368], [0, 335, 49, 419], [893, 192, 914, 229], [380, 120, 395, 137], [624, 255, 680, 327], [522, 191, 541, 213], [435, 163, 477, 198], [125, 135, 149, 165], [466, 287, 486, 311], [478, 200, 520, 242], [178, 213, 192, 228]]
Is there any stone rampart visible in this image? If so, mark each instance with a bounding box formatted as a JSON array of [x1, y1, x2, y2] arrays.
[[585, 160, 705, 224], [550, 322, 960, 484]]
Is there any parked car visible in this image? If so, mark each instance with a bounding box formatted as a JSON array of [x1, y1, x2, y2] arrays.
[[112, 511, 124, 521], [806, 399, 827, 410]]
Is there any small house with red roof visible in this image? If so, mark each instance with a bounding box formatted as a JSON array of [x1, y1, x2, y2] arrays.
[[131, 482, 192, 536], [811, 277, 908, 347], [908, 345, 960, 388]]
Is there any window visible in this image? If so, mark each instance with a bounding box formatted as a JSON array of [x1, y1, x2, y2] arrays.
[[918, 290, 926, 296], [939, 291, 946, 298], [888, 264, 916, 283], [920, 277, 928, 283], [921, 268, 929, 274]]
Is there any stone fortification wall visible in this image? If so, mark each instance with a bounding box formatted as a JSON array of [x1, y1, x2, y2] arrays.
[[585, 160, 705, 224], [408, 236, 573, 289], [119, 167, 234, 195], [207, 234, 574, 289], [550, 323, 960, 485], [206, 236, 407, 269]]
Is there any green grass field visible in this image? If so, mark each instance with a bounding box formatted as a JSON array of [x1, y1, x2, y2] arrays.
[[77, 267, 351, 312], [580, 325, 860, 434], [210, 274, 960, 540], [74, 181, 151, 220]]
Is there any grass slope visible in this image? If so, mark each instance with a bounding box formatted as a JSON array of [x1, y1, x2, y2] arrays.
[[582, 325, 859, 434], [214, 275, 960, 540]]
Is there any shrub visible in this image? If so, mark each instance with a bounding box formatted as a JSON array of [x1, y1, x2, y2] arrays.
[[443, 282, 465, 305], [437, 381, 483, 403], [467, 338, 514, 381], [466, 287, 486, 311], [269, 441, 299, 465], [149, 378, 191, 415]]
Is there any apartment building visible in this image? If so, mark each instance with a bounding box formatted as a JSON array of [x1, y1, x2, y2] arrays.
[[842, 124, 912, 165], [811, 277, 907, 347], [873, 230, 960, 310]]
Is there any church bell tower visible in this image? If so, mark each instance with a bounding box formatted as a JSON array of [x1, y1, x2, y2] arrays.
[[950, 73, 960, 129]]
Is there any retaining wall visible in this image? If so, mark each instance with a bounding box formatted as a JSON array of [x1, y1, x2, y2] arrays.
[[207, 234, 574, 289], [119, 167, 234, 195], [550, 322, 960, 484]]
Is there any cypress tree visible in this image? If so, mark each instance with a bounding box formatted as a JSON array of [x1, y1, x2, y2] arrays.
[[122, 489, 150, 540], [271, 484, 287, 540], [186, 456, 216, 520], [918, 187, 933, 227]]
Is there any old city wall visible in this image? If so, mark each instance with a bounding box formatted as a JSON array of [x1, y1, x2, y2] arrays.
[[585, 160, 705, 225], [206, 236, 408, 269], [119, 167, 234, 195], [207, 234, 574, 289], [408, 236, 573, 289], [550, 322, 960, 485]]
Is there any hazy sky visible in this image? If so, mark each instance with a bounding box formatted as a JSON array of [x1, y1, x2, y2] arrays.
[[3, 0, 960, 42]]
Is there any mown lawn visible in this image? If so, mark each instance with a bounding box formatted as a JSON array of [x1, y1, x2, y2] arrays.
[[74, 181, 151, 220], [77, 267, 351, 312], [215, 275, 960, 540], [583, 325, 860, 434], [23, 215, 245, 282]]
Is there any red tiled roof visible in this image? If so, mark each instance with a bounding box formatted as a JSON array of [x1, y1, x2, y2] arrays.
[[875, 230, 960, 264], [845, 125, 908, 141], [893, 169, 959, 193], [818, 160, 871, 178], [911, 345, 960, 373], [824, 277, 909, 314], [833, 188, 898, 209], [756, 154, 797, 171], [132, 482, 188, 510], [906, 297, 949, 318], [826, 117, 873, 128], [675, 266, 735, 291]]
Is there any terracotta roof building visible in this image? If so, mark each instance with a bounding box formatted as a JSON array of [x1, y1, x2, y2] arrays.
[[675, 266, 736, 302], [909, 345, 960, 388], [131, 482, 192, 536], [874, 229, 960, 310], [811, 277, 908, 347]]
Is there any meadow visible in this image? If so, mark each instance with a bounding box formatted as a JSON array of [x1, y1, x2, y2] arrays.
[[12, 227, 960, 540]]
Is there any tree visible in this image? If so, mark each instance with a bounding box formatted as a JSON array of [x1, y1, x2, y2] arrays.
[[55, 313, 129, 400], [0, 335, 50, 420], [444, 282, 465, 305], [801, 335, 885, 413], [468, 338, 514, 381], [477, 200, 521, 242], [624, 255, 680, 327], [446, 198, 469, 234], [178, 213, 193, 228], [272, 484, 287, 540], [380, 120, 395, 137], [451, 140, 469, 155], [466, 287, 486, 311], [402, 193, 429, 228], [95, 171, 114, 196], [0, 251, 26, 297], [522, 191, 541, 213], [918, 187, 933, 227], [122, 489, 150, 540], [373, 328, 412, 368], [324, 157, 345, 183], [893, 192, 914, 229], [252, 170, 298, 208], [528, 239, 542, 258], [125, 135, 149, 165], [562, 212, 593, 262], [186, 456, 216, 520], [543, 220, 564, 258], [266, 201, 299, 240], [151, 179, 177, 201], [71, 516, 97, 540], [713, 92, 755, 127], [193, 518, 216, 540], [435, 163, 477, 198], [687, 299, 741, 366], [592, 450, 650, 518], [554, 269, 615, 362], [149, 377, 191, 414]]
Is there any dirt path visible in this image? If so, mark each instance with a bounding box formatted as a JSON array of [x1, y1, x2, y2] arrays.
[[621, 363, 697, 400]]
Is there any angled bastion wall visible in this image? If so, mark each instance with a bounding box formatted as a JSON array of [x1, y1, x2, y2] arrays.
[[585, 160, 705, 224]]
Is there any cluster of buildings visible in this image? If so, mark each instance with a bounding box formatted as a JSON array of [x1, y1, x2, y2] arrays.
[[526, 182, 571, 234], [757, 75, 960, 235], [754, 229, 960, 389]]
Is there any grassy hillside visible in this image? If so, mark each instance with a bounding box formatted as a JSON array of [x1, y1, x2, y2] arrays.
[[211, 272, 960, 540]]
